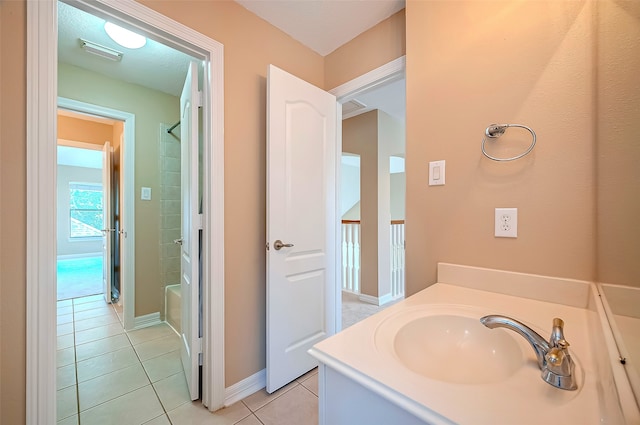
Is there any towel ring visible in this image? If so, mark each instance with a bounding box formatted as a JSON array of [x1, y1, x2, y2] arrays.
[[481, 123, 536, 162]]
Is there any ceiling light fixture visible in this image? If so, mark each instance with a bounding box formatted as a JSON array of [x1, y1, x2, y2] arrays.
[[80, 39, 124, 61], [104, 22, 147, 49]]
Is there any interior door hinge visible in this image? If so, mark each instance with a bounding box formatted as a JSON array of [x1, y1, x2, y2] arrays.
[[196, 90, 203, 108], [197, 214, 203, 230], [197, 337, 203, 365]]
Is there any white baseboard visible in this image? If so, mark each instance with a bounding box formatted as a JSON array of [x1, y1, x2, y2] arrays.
[[133, 312, 162, 329], [225, 369, 266, 406], [358, 293, 396, 306]]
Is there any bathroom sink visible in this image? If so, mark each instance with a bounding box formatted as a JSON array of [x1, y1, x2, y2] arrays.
[[375, 305, 527, 384]]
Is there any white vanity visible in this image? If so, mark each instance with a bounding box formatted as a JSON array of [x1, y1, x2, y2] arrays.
[[309, 263, 639, 425]]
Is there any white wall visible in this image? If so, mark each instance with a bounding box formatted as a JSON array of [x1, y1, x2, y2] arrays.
[[390, 172, 405, 220], [57, 164, 102, 257], [341, 161, 360, 218]]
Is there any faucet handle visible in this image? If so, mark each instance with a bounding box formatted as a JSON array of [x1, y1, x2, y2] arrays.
[[549, 317, 566, 347]]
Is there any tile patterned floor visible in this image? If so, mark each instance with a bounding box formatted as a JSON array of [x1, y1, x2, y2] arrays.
[[57, 294, 320, 425]]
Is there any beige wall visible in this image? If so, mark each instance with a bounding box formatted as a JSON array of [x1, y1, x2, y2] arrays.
[[59, 62, 180, 317], [342, 110, 404, 299], [136, 0, 325, 386], [596, 0, 640, 288], [0, 0, 403, 416], [0, 2, 26, 423], [58, 114, 114, 146], [325, 9, 406, 89], [405, 0, 597, 296], [343, 111, 380, 297], [7, 0, 638, 422]]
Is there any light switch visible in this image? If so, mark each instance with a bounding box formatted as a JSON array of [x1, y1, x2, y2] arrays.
[[141, 187, 152, 201], [429, 160, 445, 186]]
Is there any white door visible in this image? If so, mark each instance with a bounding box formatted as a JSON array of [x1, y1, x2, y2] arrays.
[[266, 65, 338, 393], [102, 141, 112, 304], [179, 61, 201, 400]]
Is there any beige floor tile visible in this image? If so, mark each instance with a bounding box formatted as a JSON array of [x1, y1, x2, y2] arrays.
[[57, 364, 76, 390], [127, 323, 177, 345], [73, 294, 103, 305], [76, 333, 131, 362], [141, 414, 171, 425], [74, 313, 120, 331], [241, 380, 299, 412], [57, 322, 74, 336], [168, 401, 251, 425], [73, 299, 110, 312], [73, 306, 117, 322], [57, 385, 78, 421], [57, 414, 78, 425], [57, 305, 73, 316], [153, 372, 191, 411], [57, 333, 75, 350], [78, 363, 150, 411], [134, 334, 180, 361], [57, 347, 76, 368], [79, 385, 164, 425], [76, 346, 139, 382], [57, 313, 74, 325], [296, 367, 318, 383], [75, 322, 124, 345], [299, 373, 318, 396], [254, 385, 318, 425], [142, 349, 182, 382], [235, 414, 263, 425]]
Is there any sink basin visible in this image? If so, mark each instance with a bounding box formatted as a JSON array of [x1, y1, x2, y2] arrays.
[[375, 305, 527, 384]]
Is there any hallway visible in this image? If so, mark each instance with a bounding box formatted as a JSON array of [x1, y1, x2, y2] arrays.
[[57, 295, 320, 424]]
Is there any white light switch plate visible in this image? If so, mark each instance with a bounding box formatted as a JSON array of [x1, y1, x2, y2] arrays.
[[429, 160, 445, 186], [141, 187, 152, 201]]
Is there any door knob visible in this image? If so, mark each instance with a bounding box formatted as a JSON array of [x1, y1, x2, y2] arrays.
[[273, 239, 294, 250], [173, 238, 183, 245]]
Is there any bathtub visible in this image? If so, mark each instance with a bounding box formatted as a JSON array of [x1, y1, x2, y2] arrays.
[[165, 283, 181, 333]]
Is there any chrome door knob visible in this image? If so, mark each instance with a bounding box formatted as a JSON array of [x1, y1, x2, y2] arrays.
[[273, 240, 294, 250], [173, 238, 184, 245]]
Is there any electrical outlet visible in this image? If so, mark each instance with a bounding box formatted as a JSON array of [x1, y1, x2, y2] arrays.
[[495, 208, 517, 238]]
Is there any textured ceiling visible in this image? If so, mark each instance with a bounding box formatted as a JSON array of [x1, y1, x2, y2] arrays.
[[57, 1, 404, 120], [58, 1, 194, 97], [235, 0, 405, 56]]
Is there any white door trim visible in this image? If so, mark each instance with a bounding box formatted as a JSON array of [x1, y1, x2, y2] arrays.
[[58, 97, 136, 331], [26, 1, 225, 422], [328, 56, 406, 332]]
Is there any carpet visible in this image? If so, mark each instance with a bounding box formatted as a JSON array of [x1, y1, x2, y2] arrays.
[[57, 256, 103, 301]]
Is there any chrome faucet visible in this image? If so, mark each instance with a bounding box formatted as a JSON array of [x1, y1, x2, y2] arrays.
[[480, 315, 577, 390]]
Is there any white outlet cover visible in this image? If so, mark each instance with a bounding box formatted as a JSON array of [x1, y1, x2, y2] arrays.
[[495, 208, 517, 238]]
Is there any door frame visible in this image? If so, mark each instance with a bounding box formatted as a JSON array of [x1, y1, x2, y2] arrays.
[[58, 98, 136, 330], [328, 56, 406, 332], [26, 0, 225, 422]]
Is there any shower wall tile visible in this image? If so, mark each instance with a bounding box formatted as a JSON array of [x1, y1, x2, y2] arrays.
[[164, 157, 180, 173], [160, 123, 182, 290], [162, 172, 180, 187], [165, 143, 180, 159]]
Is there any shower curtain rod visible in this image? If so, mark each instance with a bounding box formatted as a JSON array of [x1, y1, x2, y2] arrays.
[[167, 121, 180, 134]]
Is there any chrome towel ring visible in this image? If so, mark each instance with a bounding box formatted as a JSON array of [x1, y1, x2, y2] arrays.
[[481, 123, 536, 162]]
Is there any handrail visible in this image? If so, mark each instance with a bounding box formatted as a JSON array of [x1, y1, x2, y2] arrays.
[[342, 220, 405, 224]]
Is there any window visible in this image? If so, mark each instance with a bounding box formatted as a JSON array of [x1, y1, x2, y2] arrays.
[[69, 182, 103, 239]]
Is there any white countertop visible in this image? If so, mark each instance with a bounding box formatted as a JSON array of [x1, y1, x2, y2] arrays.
[[310, 280, 605, 425]]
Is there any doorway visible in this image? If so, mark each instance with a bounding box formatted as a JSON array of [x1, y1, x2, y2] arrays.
[[333, 59, 407, 331], [27, 1, 226, 422], [56, 140, 111, 301]]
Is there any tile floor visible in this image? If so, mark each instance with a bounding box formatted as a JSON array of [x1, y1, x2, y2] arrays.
[[57, 294, 320, 425]]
